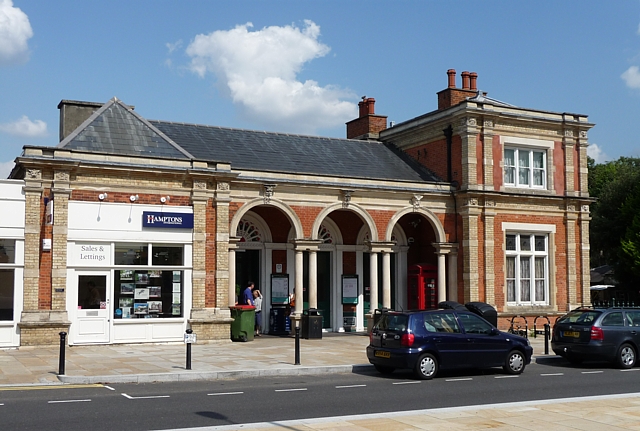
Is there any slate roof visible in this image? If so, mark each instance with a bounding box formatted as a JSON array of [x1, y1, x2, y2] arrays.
[[59, 98, 441, 183]]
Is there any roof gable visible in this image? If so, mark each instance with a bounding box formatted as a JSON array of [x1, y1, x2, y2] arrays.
[[58, 98, 192, 160]]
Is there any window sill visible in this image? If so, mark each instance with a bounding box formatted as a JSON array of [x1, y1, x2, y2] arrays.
[[113, 317, 185, 324]]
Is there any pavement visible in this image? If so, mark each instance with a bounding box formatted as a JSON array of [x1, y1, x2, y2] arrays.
[[2, 333, 640, 430]]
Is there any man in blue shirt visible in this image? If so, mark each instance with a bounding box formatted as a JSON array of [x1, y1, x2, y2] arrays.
[[241, 281, 255, 306]]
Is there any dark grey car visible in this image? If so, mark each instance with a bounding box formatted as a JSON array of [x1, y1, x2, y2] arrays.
[[551, 307, 640, 368]]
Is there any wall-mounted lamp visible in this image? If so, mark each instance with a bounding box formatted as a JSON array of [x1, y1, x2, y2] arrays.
[[98, 193, 108, 201], [130, 195, 139, 202], [160, 196, 170, 204]]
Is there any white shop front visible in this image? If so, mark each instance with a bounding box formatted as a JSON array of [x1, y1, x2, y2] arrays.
[[0, 180, 25, 347], [66, 201, 193, 345]]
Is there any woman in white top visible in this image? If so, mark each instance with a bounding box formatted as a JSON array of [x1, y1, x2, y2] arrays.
[[253, 289, 263, 336]]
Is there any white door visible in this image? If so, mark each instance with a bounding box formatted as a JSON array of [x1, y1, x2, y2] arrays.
[[73, 272, 110, 344]]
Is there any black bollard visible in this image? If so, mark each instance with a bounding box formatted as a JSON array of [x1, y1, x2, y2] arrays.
[[58, 332, 67, 375], [294, 324, 301, 365], [185, 329, 193, 370], [544, 323, 550, 355]]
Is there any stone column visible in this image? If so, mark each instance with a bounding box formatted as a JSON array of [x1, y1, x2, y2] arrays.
[[447, 247, 458, 302], [563, 128, 576, 196], [191, 183, 208, 310], [565, 204, 578, 308], [483, 199, 497, 305], [437, 252, 446, 303], [215, 181, 231, 310], [294, 248, 303, 317], [51, 171, 71, 311], [382, 251, 391, 309], [309, 249, 318, 309], [228, 238, 239, 308], [482, 119, 495, 191], [580, 205, 591, 306], [459, 116, 479, 191], [22, 170, 43, 312], [461, 197, 481, 302], [368, 251, 378, 313]]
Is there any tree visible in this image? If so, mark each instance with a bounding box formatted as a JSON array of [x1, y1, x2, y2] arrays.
[[589, 156, 640, 289]]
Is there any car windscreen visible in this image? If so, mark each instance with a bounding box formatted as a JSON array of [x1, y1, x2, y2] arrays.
[[375, 314, 409, 332], [556, 310, 602, 325]]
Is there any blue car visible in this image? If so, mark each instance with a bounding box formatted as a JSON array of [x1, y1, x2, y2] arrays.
[[367, 309, 533, 379]]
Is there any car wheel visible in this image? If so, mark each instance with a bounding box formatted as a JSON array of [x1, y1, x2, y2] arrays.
[[503, 350, 526, 375], [414, 353, 438, 380], [616, 343, 636, 369], [374, 365, 395, 375], [565, 353, 584, 365]]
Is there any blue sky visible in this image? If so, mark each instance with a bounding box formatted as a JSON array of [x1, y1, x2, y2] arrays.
[[1, 0, 639, 178]]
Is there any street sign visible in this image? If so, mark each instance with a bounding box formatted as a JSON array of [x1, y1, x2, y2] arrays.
[[184, 332, 197, 344]]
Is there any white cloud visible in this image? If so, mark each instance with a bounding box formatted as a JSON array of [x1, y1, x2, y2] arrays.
[[621, 66, 640, 89], [0, 115, 47, 137], [166, 40, 182, 54], [0, 0, 33, 66], [186, 20, 357, 134], [587, 143, 608, 164], [0, 160, 14, 178]]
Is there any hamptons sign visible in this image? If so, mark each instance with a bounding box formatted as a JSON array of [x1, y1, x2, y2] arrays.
[[142, 211, 194, 229]]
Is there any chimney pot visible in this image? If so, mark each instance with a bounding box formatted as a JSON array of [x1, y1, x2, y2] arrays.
[[366, 98, 375, 115], [461, 71, 470, 90], [447, 69, 456, 88], [469, 72, 478, 91]]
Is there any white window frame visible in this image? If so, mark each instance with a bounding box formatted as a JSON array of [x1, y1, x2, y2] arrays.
[[501, 136, 553, 191], [505, 232, 549, 306]]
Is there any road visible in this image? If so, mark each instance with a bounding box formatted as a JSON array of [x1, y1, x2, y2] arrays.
[[1, 357, 639, 431]]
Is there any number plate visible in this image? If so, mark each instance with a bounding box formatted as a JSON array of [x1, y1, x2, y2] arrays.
[[374, 350, 390, 358], [563, 331, 579, 338]]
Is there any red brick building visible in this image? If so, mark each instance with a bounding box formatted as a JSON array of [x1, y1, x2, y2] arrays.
[[4, 69, 593, 346]]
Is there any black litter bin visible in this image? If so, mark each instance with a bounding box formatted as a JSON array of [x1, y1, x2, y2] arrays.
[[302, 308, 322, 339], [438, 300, 467, 311], [464, 301, 498, 327]]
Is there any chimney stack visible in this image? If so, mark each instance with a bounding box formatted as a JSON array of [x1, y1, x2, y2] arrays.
[[437, 69, 479, 110], [346, 96, 388, 139]]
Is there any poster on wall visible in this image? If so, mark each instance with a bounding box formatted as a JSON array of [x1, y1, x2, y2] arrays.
[[134, 287, 150, 300], [134, 303, 148, 314], [120, 283, 135, 294], [271, 274, 289, 305], [148, 301, 163, 313], [342, 275, 359, 305]]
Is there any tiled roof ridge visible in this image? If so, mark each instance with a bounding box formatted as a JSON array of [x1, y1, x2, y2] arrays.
[[149, 119, 383, 144]]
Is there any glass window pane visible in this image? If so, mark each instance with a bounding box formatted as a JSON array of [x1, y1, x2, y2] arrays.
[[506, 235, 516, 251], [518, 150, 530, 168], [520, 279, 531, 302], [115, 244, 148, 265], [506, 257, 516, 302], [533, 152, 544, 168], [504, 149, 515, 166], [78, 275, 106, 310], [533, 169, 544, 186], [0, 269, 14, 320], [504, 167, 515, 184], [151, 246, 183, 266], [113, 270, 182, 319], [535, 236, 546, 251], [519, 167, 530, 185], [520, 235, 531, 251], [0, 239, 15, 263], [520, 258, 530, 278]]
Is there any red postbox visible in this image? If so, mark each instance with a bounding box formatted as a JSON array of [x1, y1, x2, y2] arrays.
[[407, 263, 438, 310]]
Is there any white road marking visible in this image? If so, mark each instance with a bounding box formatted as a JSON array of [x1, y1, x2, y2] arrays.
[[208, 392, 244, 396], [621, 369, 640, 372], [445, 378, 473, 382], [121, 393, 170, 400], [540, 373, 564, 376], [48, 399, 91, 404], [274, 388, 307, 392], [335, 384, 366, 389], [104, 386, 115, 391], [494, 375, 519, 379], [581, 371, 604, 374], [392, 381, 421, 385]]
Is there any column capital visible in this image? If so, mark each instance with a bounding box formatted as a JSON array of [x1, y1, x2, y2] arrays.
[[432, 242, 459, 255], [366, 241, 395, 253], [291, 239, 323, 251]]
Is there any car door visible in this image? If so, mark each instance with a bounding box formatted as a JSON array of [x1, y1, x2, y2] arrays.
[[600, 311, 626, 352], [457, 312, 508, 367], [426, 311, 468, 368], [624, 310, 640, 347]]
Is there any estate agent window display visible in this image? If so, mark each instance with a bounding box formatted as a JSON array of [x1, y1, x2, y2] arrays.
[[112, 243, 185, 319]]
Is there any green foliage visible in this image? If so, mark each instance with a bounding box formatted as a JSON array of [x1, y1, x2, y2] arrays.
[[589, 156, 640, 286]]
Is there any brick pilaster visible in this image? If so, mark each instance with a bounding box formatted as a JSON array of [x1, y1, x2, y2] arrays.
[[461, 197, 480, 302], [483, 199, 496, 305]]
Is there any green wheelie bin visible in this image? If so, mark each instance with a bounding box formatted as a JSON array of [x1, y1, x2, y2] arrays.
[[230, 305, 256, 342]]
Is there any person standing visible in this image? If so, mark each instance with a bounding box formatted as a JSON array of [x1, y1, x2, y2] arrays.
[[253, 289, 263, 336], [241, 281, 254, 306]]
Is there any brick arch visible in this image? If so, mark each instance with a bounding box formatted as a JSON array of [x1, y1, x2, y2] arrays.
[[386, 207, 446, 243], [311, 203, 378, 241], [230, 198, 303, 239]]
